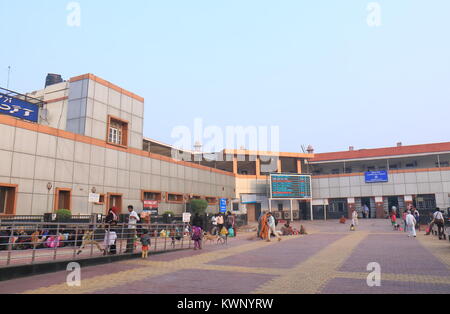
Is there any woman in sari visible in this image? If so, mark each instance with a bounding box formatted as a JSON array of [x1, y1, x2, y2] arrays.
[[259, 213, 270, 240]]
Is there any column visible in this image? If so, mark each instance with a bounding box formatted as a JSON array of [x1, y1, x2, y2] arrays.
[[233, 156, 238, 175], [297, 159, 302, 174]]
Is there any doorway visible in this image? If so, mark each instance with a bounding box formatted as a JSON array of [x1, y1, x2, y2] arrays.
[[361, 197, 373, 219], [54, 188, 72, 211], [299, 201, 311, 220], [107, 193, 123, 214], [387, 196, 400, 217]]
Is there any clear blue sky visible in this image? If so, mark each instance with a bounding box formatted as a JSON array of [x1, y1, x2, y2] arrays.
[[1, 0, 449, 153]]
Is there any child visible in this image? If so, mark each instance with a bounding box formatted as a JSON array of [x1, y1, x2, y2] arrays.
[[103, 229, 117, 255], [140, 230, 151, 259], [192, 226, 203, 250], [391, 214, 397, 230]]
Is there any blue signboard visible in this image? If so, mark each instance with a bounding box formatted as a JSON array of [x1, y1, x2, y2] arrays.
[[0, 94, 39, 123], [220, 198, 227, 213], [270, 174, 312, 199], [365, 171, 389, 183]]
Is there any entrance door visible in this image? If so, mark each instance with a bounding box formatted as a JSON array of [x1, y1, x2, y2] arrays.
[[55, 188, 71, 211], [299, 201, 310, 220], [246, 203, 262, 222], [107, 193, 123, 214], [387, 196, 400, 216], [361, 197, 372, 219]]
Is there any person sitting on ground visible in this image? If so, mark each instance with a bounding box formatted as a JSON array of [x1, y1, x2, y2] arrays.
[[299, 225, 308, 235], [281, 221, 294, 236]]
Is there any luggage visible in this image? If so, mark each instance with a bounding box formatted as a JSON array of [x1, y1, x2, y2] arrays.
[[228, 228, 235, 238]]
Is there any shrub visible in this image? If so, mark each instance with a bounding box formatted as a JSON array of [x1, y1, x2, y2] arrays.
[[189, 199, 208, 215], [55, 209, 72, 222]]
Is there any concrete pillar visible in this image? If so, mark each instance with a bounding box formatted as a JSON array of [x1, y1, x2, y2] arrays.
[[277, 158, 282, 174], [256, 157, 261, 178], [297, 159, 302, 174], [233, 156, 238, 175]]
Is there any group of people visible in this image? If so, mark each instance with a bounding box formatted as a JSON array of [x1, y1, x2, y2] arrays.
[[189, 212, 238, 251], [389, 206, 448, 240], [256, 211, 307, 242]]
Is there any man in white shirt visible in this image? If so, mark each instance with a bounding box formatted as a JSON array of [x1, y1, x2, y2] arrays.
[[405, 211, 417, 238], [266, 212, 282, 242], [426, 208, 445, 239], [352, 209, 359, 227], [125, 205, 140, 253]]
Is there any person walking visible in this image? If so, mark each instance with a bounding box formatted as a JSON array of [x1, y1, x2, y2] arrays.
[[426, 208, 445, 240], [192, 213, 204, 250], [406, 211, 417, 238], [216, 214, 224, 234], [266, 212, 282, 242], [402, 211, 408, 232], [352, 209, 359, 228], [125, 205, 140, 253], [210, 214, 218, 235], [413, 207, 420, 231]]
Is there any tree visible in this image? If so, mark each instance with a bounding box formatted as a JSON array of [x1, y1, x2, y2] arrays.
[[189, 199, 208, 215]]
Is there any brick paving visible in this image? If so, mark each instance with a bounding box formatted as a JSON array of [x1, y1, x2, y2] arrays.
[[0, 219, 448, 294]]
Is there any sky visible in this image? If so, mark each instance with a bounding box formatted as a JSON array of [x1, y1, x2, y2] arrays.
[[0, 0, 449, 153]]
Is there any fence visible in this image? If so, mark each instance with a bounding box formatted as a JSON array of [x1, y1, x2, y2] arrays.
[[0, 222, 192, 268]]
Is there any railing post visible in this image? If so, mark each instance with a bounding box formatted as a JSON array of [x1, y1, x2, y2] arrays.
[[6, 222, 15, 266], [119, 223, 125, 254], [73, 225, 79, 259], [53, 223, 60, 261], [31, 224, 38, 264]]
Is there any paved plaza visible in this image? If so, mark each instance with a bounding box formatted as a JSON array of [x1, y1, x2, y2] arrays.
[[0, 220, 449, 294]]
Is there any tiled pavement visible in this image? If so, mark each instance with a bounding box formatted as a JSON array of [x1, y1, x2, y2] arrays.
[[0, 220, 449, 294]]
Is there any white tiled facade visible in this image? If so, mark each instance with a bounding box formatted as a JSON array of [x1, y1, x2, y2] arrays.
[[0, 75, 235, 216]]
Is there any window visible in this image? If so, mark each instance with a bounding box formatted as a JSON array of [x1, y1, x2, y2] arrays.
[[142, 191, 162, 202], [107, 116, 128, 147], [278, 204, 284, 211], [54, 188, 72, 211], [331, 169, 340, 175], [0, 185, 17, 215], [167, 193, 184, 203], [232, 203, 240, 212]]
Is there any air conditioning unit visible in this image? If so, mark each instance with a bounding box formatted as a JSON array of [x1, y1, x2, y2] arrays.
[[283, 211, 292, 220], [274, 212, 282, 220], [292, 211, 300, 220]]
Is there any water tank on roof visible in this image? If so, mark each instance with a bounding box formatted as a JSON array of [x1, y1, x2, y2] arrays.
[[45, 73, 63, 87]]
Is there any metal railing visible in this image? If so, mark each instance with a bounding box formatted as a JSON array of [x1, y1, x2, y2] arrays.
[[0, 222, 192, 267]]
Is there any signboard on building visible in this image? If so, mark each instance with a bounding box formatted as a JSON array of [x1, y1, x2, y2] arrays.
[[365, 171, 389, 183], [270, 174, 312, 199], [88, 193, 100, 203], [0, 94, 40, 123], [220, 198, 227, 213], [183, 212, 192, 223], [143, 200, 159, 209]]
